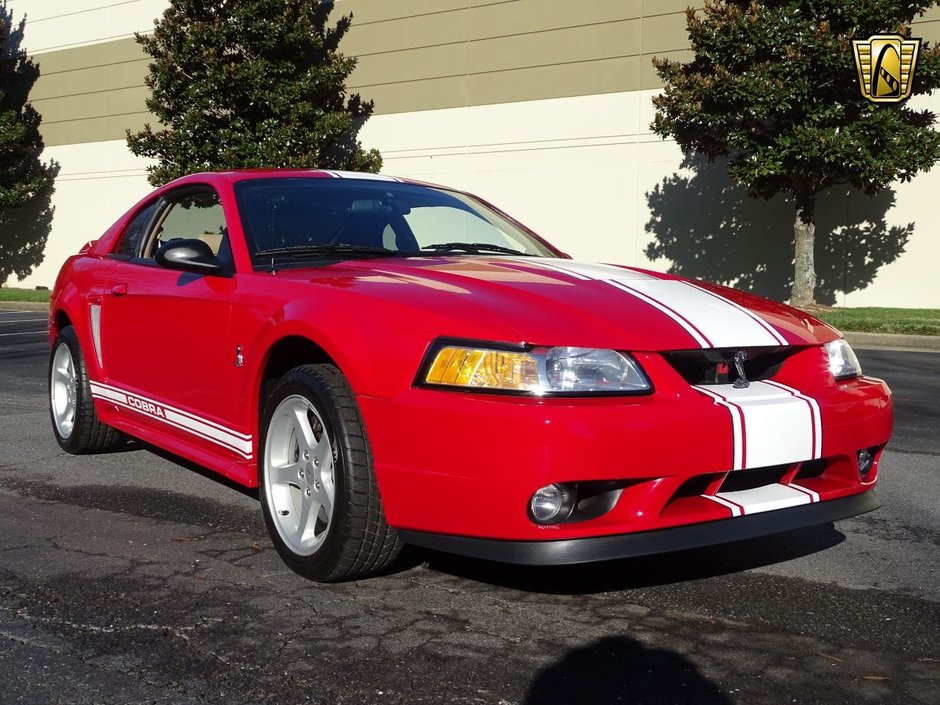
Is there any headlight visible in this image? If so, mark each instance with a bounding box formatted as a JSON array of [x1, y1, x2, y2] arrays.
[[423, 346, 541, 392], [420, 342, 651, 395], [825, 338, 862, 380]]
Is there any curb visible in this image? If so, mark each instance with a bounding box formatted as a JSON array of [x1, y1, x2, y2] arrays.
[[843, 330, 940, 352], [0, 301, 50, 312], [3, 301, 938, 351]]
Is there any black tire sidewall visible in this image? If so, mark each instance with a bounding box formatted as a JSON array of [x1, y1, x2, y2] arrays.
[[258, 366, 357, 580], [49, 326, 91, 453]]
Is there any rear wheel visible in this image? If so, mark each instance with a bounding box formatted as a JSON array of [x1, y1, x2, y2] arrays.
[[49, 325, 122, 453], [258, 364, 401, 581]]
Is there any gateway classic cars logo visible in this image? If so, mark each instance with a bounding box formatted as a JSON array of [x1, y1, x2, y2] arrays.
[[852, 34, 921, 103]]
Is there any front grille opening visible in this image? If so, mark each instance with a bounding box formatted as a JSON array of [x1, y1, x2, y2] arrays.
[[718, 464, 790, 493], [794, 458, 827, 480], [663, 346, 801, 386], [670, 473, 724, 503]]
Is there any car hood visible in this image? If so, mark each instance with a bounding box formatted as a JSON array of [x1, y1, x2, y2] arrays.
[[280, 256, 838, 351]]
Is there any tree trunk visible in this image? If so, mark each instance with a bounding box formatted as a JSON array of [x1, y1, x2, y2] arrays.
[[790, 191, 817, 307]]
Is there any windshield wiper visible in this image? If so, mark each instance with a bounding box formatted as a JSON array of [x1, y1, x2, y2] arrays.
[[420, 242, 533, 256], [255, 244, 409, 258]]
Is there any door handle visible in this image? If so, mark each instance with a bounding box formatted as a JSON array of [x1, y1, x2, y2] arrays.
[[110, 283, 128, 296]]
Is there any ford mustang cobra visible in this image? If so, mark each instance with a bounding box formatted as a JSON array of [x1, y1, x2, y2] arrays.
[[48, 170, 892, 581]]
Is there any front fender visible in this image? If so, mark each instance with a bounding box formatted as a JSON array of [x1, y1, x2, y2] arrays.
[[48, 256, 113, 381]]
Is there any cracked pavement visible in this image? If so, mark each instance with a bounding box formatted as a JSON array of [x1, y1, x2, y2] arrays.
[[0, 321, 937, 704]]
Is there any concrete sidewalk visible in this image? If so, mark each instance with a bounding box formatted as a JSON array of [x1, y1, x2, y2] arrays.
[[4, 300, 938, 351], [844, 330, 940, 352]]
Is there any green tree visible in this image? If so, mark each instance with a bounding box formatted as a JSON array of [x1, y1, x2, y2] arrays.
[[0, 2, 58, 285], [127, 0, 381, 186], [651, 1, 940, 307]]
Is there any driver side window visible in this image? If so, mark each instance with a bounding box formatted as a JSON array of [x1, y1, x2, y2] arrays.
[[144, 189, 229, 261]]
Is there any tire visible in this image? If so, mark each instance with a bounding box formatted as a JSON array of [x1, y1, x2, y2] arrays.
[[49, 325, 123, 454], [258, 364, 401, 581]]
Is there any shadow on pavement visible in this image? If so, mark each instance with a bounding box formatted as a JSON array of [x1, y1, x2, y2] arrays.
[[525, 636, 729, 705]]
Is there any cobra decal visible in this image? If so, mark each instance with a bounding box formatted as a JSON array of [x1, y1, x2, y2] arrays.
[[89, 381, 253, 458]]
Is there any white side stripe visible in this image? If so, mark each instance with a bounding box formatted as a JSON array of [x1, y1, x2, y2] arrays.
[[89, 381, 253, 458]]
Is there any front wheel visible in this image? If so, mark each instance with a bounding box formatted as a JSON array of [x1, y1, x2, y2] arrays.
[[49, 325, 123, 453], [258, 364, 401, 581]]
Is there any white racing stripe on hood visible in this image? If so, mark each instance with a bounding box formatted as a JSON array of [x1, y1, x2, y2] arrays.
[[613, 279, 787, 348], [521, 259, 787, 348], [681, 281, 789, 346], [693, 381, 823, 470], [524, 259, 657, 282], [607, 280, 712, 347]]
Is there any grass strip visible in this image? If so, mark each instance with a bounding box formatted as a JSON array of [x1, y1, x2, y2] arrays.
[[814, 307, 940, 337], [0, 287, 51, 303]]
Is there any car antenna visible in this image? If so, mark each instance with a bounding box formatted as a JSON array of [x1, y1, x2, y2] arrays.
[[269, 256, 277, 275]]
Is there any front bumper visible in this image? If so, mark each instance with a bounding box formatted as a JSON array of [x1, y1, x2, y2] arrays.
[[359, 348, 892, 544], [398, 490, 880, 565]]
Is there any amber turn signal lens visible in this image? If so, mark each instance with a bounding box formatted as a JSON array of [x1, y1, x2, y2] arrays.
[[424, 346, 540, 391]]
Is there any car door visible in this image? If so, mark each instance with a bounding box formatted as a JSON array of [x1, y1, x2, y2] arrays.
[[97, 185, 247, 459]]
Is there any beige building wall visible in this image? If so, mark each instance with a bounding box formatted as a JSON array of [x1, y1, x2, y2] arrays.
[[7, 0, 940, 308]]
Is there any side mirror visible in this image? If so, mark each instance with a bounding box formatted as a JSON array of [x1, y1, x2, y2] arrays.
[[155, 238, 227, 275]]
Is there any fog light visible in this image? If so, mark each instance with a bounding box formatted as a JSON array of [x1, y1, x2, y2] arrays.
[[857, 448, 875, 478], [529, 484, 575, 525]]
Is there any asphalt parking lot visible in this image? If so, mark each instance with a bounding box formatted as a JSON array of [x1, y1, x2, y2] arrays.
[[0, 308, 937, 705]]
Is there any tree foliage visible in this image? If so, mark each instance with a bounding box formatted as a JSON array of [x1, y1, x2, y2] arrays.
[[0, 1, 58, 284], [127, 0, 381, 186], [651, 0, 940, 306]]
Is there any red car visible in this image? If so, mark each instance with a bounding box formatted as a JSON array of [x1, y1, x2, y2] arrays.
[[48, 170, 892, 581]]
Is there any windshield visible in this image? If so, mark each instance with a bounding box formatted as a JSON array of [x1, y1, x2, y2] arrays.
[[233, 177, 559, 264]]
